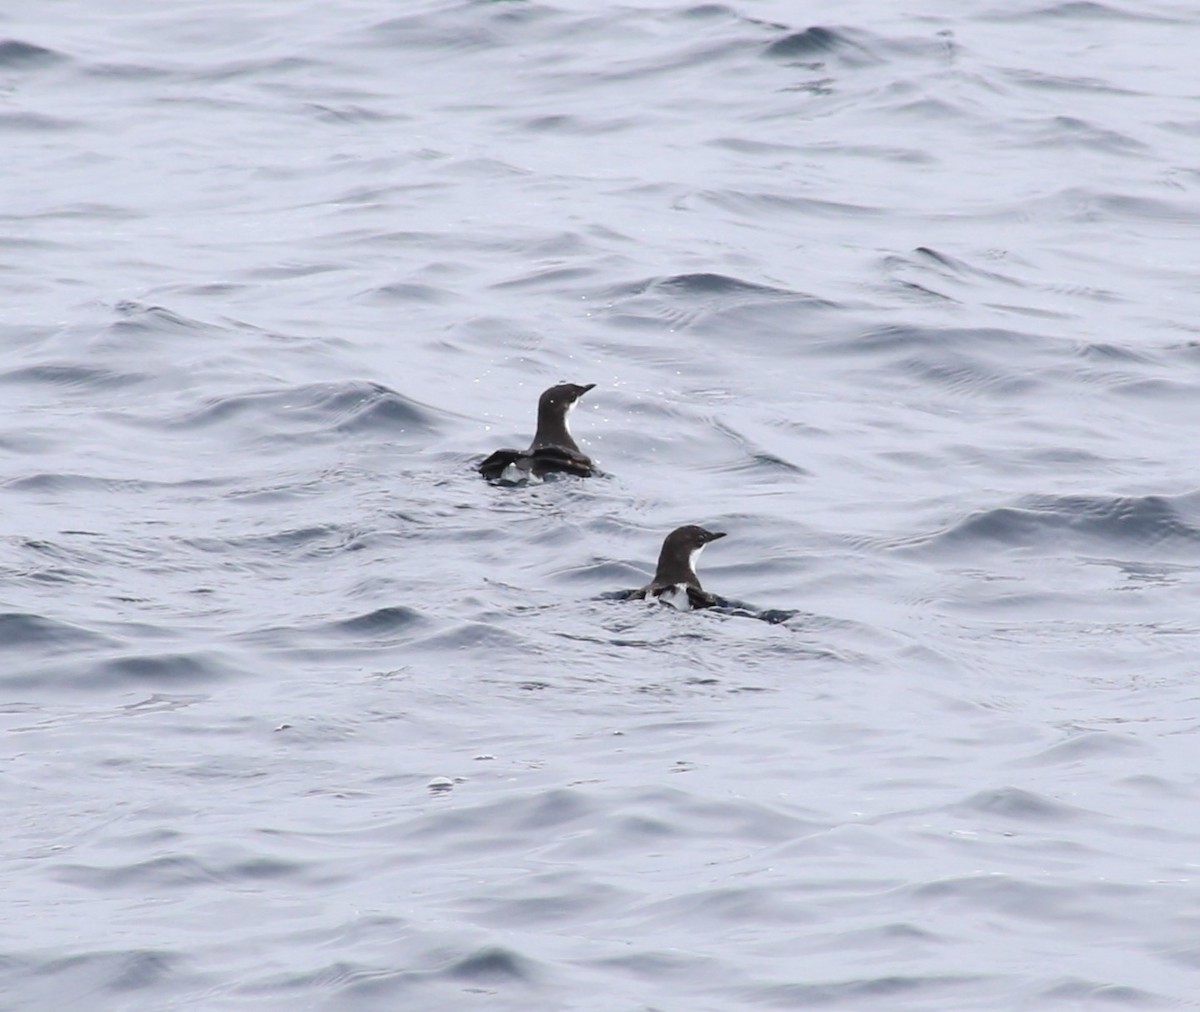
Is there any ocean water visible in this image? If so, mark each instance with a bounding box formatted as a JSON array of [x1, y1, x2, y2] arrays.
[[4, 0, 1200, 1007]]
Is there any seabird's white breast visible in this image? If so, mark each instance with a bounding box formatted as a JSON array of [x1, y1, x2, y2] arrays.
[[654, 584, 692, 612]]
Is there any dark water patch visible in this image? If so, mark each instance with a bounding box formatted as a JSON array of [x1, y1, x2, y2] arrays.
[[9, 203, 139, 223], [841, 324, 1041, 357], [597, 271, 829, 336], [0, 112, 80, 132], [82, 61, 174, 81], [55, 852, 303, 890], [91, 652, 231, 689], [492, 265, 597, 290], [304, 102, 397, 125], [365, 13, 501, 54], [3, 652, 237, 693], [1039, 979, 1163, 1004], [446, 946, 537, 984], [109, 301, 210, 337], [1091, 193, 1200, 225], [329, 946, 544, 1003], [3, 473, 223, 494], [900, 355, 1039, 398], [554, 560, 646, 585], [0, 612, 114, 652], [909, 874, 1125, 922], [0, 363, 148, 391], [1023, 116, 1147, 154], [0, 949, 182, 1001], [606, 272, 800, 299], [916, 493, 1200, 556], [1012, 731, 1144, 766], [173, 381, 440, 441], [1075, 342, 1154, 363], [516, 113, 634, 136], [698, 188, 883, 220], [709, 420, 811, 475], [0, 40, 67, 69], [4, 473, 145, 494], [409, 787, 596, 843], [589, 37, 755, 84], [183, 524, 348, 557], [1003, 68, 1144, 97], [679, 3, 743, 20], [750, 974, 986, 1006], [984, 2, 1181, 22], [190, 55, 325, 83], [1111, 377, 1200, 400], [764, 26, 873, 63], [409, 621, 530, 653], [245, 260, 344, 281], [366, 281, 453, 303], [709, 136, 801, 155], [909, 246, 1024, 288], [953, 786, 1088, 822], [827, 323, 1042, 398], [328, 606, 427, 636]]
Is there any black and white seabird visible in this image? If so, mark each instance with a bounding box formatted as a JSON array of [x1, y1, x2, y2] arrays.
[[478, 382, 596, 482], [634, 525, 727, 611]]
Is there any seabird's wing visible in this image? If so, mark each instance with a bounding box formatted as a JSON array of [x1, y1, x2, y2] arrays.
[[477, 448, 524, 480], [528, 445, 594, 477]]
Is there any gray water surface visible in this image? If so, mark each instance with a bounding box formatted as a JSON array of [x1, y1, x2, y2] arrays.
[[4, 0, 1200, 1008]]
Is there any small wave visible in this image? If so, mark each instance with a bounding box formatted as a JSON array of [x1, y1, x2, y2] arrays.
[[1003, 68, 1145, 97], [697, 188, 883, 219], [91, 652, 232, 688], [364, 13, 501, 54], [3, 473, 147, 493], [0, 612, 113, 651], [444, 946, 537, 984], [109, 301, 208, 337], [0, 949, 180, 1000], [366, 281, 454, 303], [55, 851, 303, 889], [327, 606, 427, 636], [1038, 979, 1162, 1004], [0, 363, 147, 391], [1023, 116, 1147, 154], [910, 492, 1200, 559], [0, 40, 66, 69], [514, 113, 634, 137], [750, 975, 986, 1006], [0, 111, 80, 132], [4, 650, 236, 692], [1012, 731, 1144, 767], [984, 1, 1181, 22], [605, 272, 799, 299], [190, 55, 324, 83], [764, 26, 860, 60], [953, 786, 1087, 822], [171, 381, 440, 440]]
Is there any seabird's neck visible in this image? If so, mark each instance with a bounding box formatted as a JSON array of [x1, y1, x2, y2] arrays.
[[655, 543, 703, 589], [532, 401, 579, 451]]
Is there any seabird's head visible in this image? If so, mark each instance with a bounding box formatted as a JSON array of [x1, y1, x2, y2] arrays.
[[539, 382, 595, 417], [655, 524, 726, 583], [533, 382, 595, 449]]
